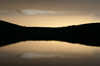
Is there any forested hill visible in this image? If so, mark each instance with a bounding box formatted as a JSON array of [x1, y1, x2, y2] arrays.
[[0, 20, 100, 35], [0, 20, 24, 34], [0, 20, 22, 28], [0, 20, 100, 46]]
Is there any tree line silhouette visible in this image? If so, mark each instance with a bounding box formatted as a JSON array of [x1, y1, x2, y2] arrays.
[[0, 20, 100, 47]]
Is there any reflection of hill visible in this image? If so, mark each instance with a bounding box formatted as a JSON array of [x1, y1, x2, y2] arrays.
[[0, 20, 100, 47]]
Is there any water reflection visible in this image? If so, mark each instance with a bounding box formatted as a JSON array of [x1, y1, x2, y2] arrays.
[[0, 33, 100, 47], [0, 37, 100, 66]]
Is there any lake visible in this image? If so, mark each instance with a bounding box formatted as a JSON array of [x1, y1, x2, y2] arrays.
[[0, 40, 100, 66]]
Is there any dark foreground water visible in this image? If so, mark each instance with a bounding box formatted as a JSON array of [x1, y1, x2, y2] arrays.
[[0, 41, 100, 66]]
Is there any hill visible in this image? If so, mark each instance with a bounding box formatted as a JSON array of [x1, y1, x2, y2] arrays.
[[0, 20, 100, 47], [0, 20, 24, 34]]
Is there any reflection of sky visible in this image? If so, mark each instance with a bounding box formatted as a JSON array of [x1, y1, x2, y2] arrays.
[[0, 0, 100, 66], [0, 41, 100, 57], [0, 41, 100, 66]]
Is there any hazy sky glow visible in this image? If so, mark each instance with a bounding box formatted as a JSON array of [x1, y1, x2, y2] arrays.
[[1, 0, 100, 27], [0, 0, 100, 66]]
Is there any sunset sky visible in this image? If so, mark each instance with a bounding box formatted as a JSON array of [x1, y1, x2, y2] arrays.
[[0, 0, 100, 66], [1, 0, 100, 27]]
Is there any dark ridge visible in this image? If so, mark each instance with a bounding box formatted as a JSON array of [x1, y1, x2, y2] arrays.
[[0, 20, 22, 28], [0, 20, 25, 34], [0, 20, 100, 47]]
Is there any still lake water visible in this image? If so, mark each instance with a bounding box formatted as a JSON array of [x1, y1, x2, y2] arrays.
[[0, 40, 100, 66]]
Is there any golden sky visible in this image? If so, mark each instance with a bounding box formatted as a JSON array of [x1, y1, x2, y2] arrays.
[[0, 0, 100, 27]]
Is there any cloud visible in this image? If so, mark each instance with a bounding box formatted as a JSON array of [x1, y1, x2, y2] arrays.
[[0, 10, 20, 15], [20, 9, 57, 15], [0, 9, 82, 15], [0, 10, 8, 13], [19, 9, 100, 18], [1, 9, 100, 18], [0, 9, 81, 15], [19, 9, 81, 15]]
